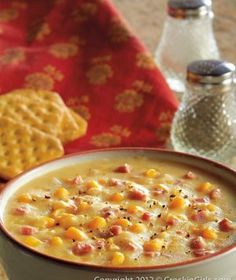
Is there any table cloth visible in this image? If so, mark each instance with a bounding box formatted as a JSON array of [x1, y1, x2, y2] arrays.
[[0, 0, 178, 157]]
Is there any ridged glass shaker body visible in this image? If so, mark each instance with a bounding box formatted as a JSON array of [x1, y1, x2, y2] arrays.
[[171, 60, 236, 162], [155, 0, 220, 97]]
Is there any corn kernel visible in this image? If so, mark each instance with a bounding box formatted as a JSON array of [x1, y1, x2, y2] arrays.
[[86, 180, 102, 195], [87, 188, 101, 195], [162, 174, 174, 184], [127, 205, 142, 214], [108, 244, 120, 251], [87, 216, 107, 230], [65, 227, 88, 241], [143, 238, 164, 252], [172, 188, 182, 196], [36, 216, 55, 228], [190, 226, 202, 235], [54, 187, 69, 200], [77, 201, 90, 212], [129, 223, 145, 233], [111, 252, 125, 265], [143, 169, 160, 178], [86, 180, 102, 190], [47, 217, 56, 227], [114, 218, 131, 229], [52, 200, 69, 210], [59, 214, 78, 229], [106, 237, 119, 250], [110, 193, 124, 202], [197, 182, 214, 194], [98, 178, 107, 185], [158, 232, 169, 239], [155, 183, 169, 192], [50, 236, 63, 246], [169, 197, 186, 210], [24, 236, 42, 247], [17, 193, 32, 203], [107, 237, 114, 245], [166, 214, 179, 224], [205, 213, 216, 222], [201, 227, 218, 240], [51, 208, 67, 220], [206, 204, 217, 212]]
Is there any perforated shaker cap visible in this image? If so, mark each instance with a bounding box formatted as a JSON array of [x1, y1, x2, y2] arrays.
[[187, 60, 236, 85], [168, 0, 212, 18]]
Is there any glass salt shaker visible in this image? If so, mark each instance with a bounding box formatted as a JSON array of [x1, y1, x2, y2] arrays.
[[171, 60, 236, 162], [155, 0, 220, 99]]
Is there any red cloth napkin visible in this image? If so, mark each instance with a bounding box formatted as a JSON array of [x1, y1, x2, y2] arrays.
[[0, 0, 178, 153]]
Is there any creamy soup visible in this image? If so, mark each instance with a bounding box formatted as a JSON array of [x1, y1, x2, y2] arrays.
[[4, 156, 236, 267]]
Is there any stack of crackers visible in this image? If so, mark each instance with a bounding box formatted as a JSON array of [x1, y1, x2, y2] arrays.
[[0, 89, 87, 180]]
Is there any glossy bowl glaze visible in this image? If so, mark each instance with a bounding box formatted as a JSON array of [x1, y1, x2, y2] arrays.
[[0, 148, 236, 280]]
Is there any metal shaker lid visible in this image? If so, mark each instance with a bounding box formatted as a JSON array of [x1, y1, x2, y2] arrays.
[[187, 60, 235, 85], [168, 0, 212, 18]]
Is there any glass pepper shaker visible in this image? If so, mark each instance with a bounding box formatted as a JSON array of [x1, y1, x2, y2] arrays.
[[171, 60, 236, 162], [155, 0, 220, 99]]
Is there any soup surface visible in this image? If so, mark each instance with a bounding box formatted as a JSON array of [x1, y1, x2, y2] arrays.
[[4, 156, 236, 267]]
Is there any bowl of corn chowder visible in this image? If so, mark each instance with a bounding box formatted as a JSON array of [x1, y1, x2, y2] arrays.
[[0, 148, 235, 280]]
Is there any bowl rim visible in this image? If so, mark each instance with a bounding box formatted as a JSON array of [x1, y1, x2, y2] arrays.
[[0, 147, 236, 272]]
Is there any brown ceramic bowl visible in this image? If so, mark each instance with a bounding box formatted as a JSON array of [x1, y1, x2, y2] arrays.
[[0, 148, 236, 280]]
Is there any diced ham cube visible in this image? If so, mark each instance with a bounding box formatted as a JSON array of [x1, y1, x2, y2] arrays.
[[101, 207, 120, 218], [71, 175, 83, 185], [193, 197, 209, 203], [209, 188, 222, 200], [108, 178, 123, 187], [143, 251, 157, 257], [69, 204, 78, 214], [166, 217, 178, 226], [219, 218, 235, 232], [142, 212, 151, 221], [153, 189, 165, 197], [21, 226, 38, 236], [176, 230, 185, 236], [66, 176, 83, 186], [190, 211, 207, 222], [173, 179, 184, 185], [94, 239, 106, 250], [109, 225, 122, 236], [14, 207, 29, 216], [190, 237, 205, 250], [129, 189, 146, 201], [72, 243, 94, 256], [184, 171, 197, 179], [122, 241, 137, 251], [192, 249, 210, 257], [114, 164, 131, 173]]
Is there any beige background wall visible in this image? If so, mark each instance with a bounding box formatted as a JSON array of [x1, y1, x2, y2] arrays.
[[113, 0, 236, 63]]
